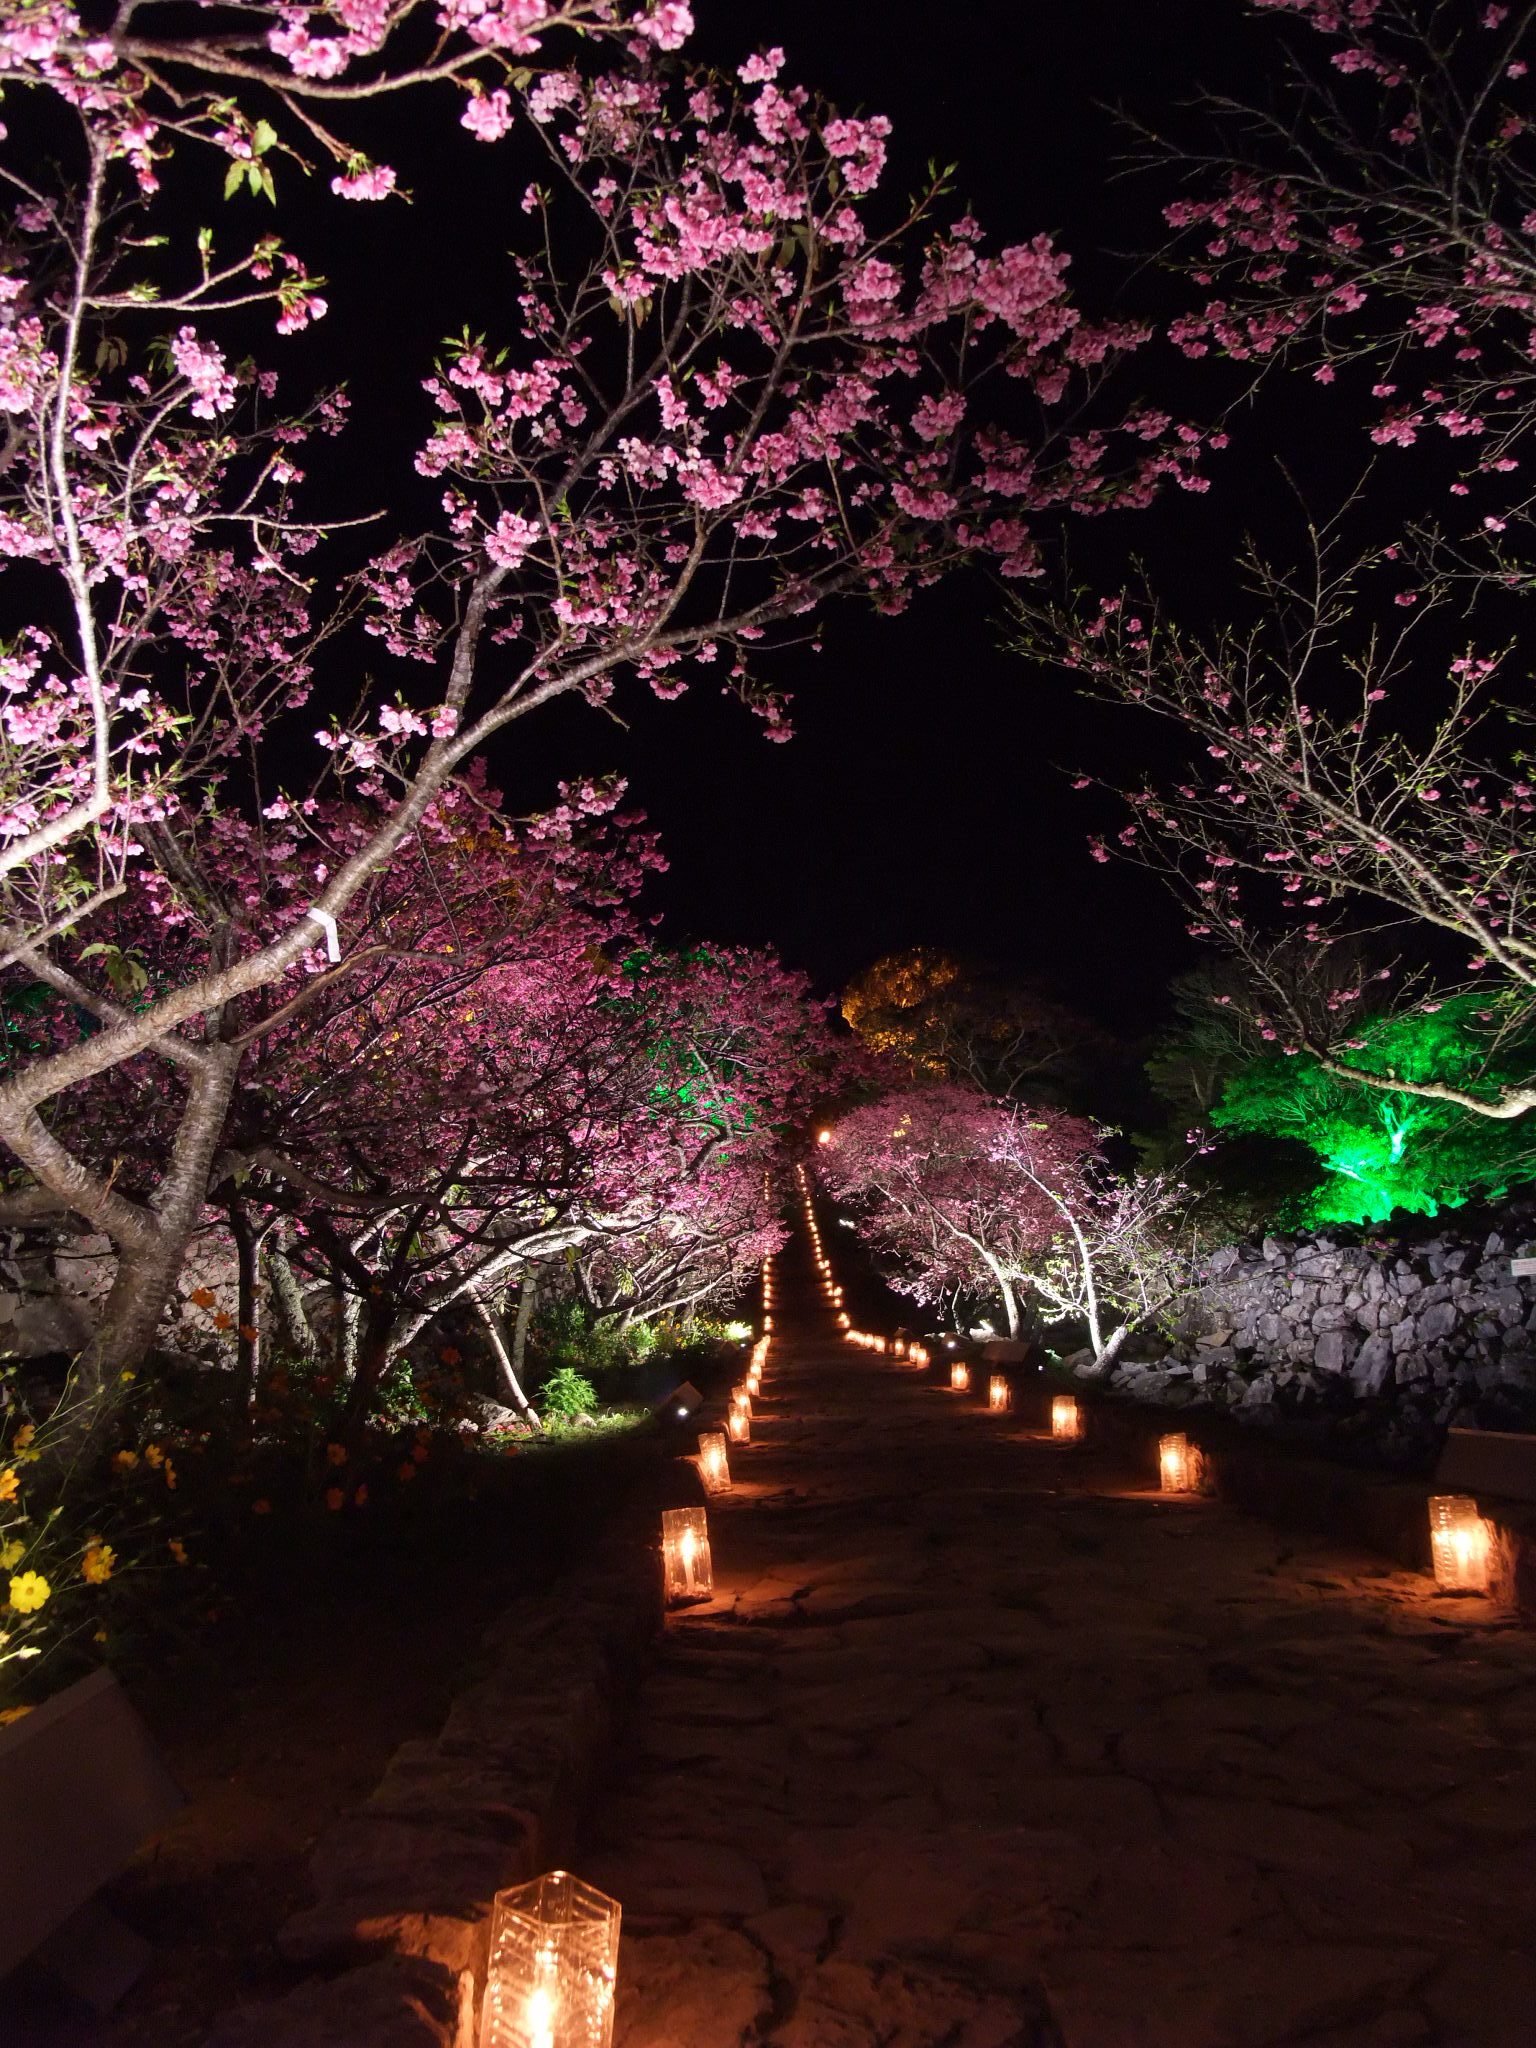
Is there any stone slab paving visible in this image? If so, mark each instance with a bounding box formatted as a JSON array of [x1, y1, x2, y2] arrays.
[[586, 1233, 1536, 2048]]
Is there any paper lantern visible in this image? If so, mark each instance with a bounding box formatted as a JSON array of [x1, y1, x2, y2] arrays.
[[1159, 1432, 1197, 1494], [988, 1375, 1010, 1412], [727, 1408, 750, 1445], [837, 1312, 851, 1329], [746, 1371, 761, 1398], [950, 1361, 970, 1393], [1428, 1494, 1493, 1593], [696, 1432, 731, 1495], [1051, 1395, 1083, 1441], [731, 1386, 752, 1419], [480, 1870, 621, 2048], [661, 1506, 713, 1605]]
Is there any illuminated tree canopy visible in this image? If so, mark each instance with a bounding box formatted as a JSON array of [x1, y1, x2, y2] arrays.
[[1209, 996, 1536, 1227]]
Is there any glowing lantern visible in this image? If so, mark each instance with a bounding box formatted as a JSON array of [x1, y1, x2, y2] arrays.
[[1428, 1495, 1493, 1593], [988, 1375, 1010, 1412], [697, 1432, 731, 1495], [1051, 1395, 1083, 1441], [731, 1386, 752, 1420], [817, 1128, 832, 1144], [661, 1506, 713, 1605], [892, 1340, 907, 1360], [480, 1870, 621, 2048], [728, 1408, 750, 1445], [1159, 1432, 1197, 1494], [746, 1371, 761, 1398], [950, 1361, 971, 1393], [837, 1312, 851, 1329]]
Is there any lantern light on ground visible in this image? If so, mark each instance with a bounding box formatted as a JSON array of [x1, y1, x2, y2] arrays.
[[988, 1375, 1010, 1412], [1051, 1395, 1083, 1441], [480, 1869, 622, 2048], [1428, 1494, 1493, 1593], [1159, 1432, 1198, 1494], [731, 1386, 752, 1419], [728, 1408, 750, 1445], [950, 1361, 971, 1393], [697, 1433, 731, 1495], [661, 1506, 713, 1605]]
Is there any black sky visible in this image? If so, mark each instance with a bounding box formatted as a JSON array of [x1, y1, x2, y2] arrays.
[[284, 1, 1284, 1032]]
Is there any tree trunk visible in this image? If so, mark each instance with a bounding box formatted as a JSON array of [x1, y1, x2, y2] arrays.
[[343, 1294, 397, 1432], [473, 1289, 543, 1430], [1091, 1323, 1129, 1375], [229, 1203, 269, 1416], [267, 1224, 320, 1362], [998, 1273, 1021, 1341], [60, 1047, 239, 1458], [511, 1271, 537, 1393]]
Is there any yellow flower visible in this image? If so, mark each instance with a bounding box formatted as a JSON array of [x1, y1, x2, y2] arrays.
[[0, 1705, 33, 1726], [167, 1538, 188, 1565], [12, 1425, 34, 1452], [0, 1470, 17, 1505], [80, 1543, 116, 1586], [112, 1449, 140, 1473], [143, 1443, 164, 1468], [8, 1571, 51, 1614], [0, 1539, 24, 1570]]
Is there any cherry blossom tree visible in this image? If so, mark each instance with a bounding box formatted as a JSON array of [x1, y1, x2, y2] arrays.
[[1018, 1, 1536, 1134], [1, 4, 1208, 1404], [819, 1084, 1192, 1364]]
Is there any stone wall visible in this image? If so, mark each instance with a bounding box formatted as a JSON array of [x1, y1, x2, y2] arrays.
[[1082, 1219, 1536, 1454]]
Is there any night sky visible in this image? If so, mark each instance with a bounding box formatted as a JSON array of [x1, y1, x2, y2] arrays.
[[284, 1, 1281, 1032]]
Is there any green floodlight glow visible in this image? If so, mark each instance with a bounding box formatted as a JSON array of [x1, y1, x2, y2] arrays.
[[1210, 993, 1536, 1227]]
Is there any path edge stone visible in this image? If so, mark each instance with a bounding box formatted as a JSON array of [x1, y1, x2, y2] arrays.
[[1066, 1381, 1536, 1618], [204, 1447, 707, 2048]]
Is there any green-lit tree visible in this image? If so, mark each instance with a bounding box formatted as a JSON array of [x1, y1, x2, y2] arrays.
[[1209, 995, 1536, 1228]]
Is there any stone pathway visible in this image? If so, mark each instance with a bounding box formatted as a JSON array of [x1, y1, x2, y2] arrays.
[[586, 1222, 1536, 2048]]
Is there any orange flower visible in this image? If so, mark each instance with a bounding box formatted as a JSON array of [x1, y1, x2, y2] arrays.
[[111, 1449, 139, 1474], [325, 1442, 348, 1468], [212, 1311, 233, 1332], [13, 1424, 34, 1452], [167, 1539, 188, 1565], [325, 1486, 344, 1512], [0, 1469, 17, 1504], [396, 1462, 416, 1482], [411, 1442, 430, 1465], [439, 1346, 461, 1366], [163, 1460, 177, 1491], [144, 1443, 165, 1468], [189, 1287, 215, 1309], [251, 1498, 272, 1515], [353, 1484, 368, 1507], [238, 1324, 259, 1342]]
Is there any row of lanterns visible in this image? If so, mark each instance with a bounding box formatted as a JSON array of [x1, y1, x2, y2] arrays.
[[480, 1182, 1508, 2048]]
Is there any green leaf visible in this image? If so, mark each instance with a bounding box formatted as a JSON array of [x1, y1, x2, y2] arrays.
[[252, 120, 278, 157], [223, 161, 244, 201]]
